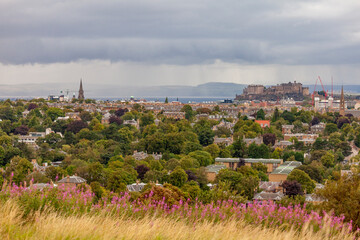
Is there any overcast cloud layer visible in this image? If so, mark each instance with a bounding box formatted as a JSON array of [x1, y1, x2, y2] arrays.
[[0, 0, 360, 91]]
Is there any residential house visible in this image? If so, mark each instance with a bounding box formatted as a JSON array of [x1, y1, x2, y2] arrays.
[[132, 151, 162, 160], [18, 128, 62, 146], [310, 122, 326, 134], [123, 119, 140, 129], [213, 136, 233, 147], [282, 125, 294, 134], [57, 175, 86, 188], [163, 111, 185, 119], [253, 191, 284, 201], [243, 136, 263, 146], [283, 133, 319, 145], [274, 140, 293, 149], [255, 120, 270, 128]]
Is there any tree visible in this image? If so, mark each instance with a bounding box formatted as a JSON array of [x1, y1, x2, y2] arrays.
[[28, 103, 38, 111], [282, 180, 303, 197], [14, 125, 29, 135], [193, 119, 214, 146], [85, 162, 105, 183], [45, 166, 66, 181], [181, 181, 201, 200], [232, 138, 247, 158], [46, 107, 64, 121], [310, 117, 320, 126], [135, 164, 150, 180], [164, 97, 168, 104], [5, 156, 33, 184], [262, 133, 276, 146], [296, 165, 322, 183], [321, 151, 335, 168], [188, 150, 213, 166], [281, 110, 295, 123], [337, 117, 350, 129], [316, 169, 360, 229], [355, 133, 360, 148], [248, 143, 270, 159], [66, 120, 88, 134], [181, 105, 194, 121], [90, 181, 104, 201], [140, 113, 155, 127], [287, 169, 316, 194], [179, 156, 200, 170], [107, 168, 137, 192], [109, 115, 123, 125], [114, 108, 128, 117], [203, 143, 220, 159], [272, 107, 280, 122], [80, 111, 93, 122], [256, 109, 265, 120], [169, 167, 188, 187], [325, 123, 338, 135], [215, 169, 243, 189]]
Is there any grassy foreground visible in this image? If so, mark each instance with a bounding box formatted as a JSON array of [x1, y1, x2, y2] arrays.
[[0, 200, 355, 240]]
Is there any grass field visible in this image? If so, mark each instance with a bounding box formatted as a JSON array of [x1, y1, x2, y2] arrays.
[[0, 199, 355, 240]]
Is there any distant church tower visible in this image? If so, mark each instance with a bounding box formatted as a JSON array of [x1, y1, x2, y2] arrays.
[[78, 79, 85, 100], [339, 85, 345, 116]]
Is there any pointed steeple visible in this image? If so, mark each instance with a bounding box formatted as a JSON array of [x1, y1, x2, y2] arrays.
[[78, 79, 85, 100], [339, 85, 345, 116]]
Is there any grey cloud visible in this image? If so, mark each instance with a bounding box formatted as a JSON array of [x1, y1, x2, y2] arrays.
[[0, 0, 360, 65]]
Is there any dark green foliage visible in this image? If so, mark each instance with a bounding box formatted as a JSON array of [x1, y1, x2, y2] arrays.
[[193, 119, 214, 146], [247, 143, 270, 159], [169, 167, 188, 187]]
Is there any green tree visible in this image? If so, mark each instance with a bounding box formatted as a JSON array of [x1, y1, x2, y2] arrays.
[[193, 119, 214, 146], [181, 105, 194, 121], [325, 123, 338, 135], [5, 156, 33, 184], [320, 151, 335, 168], [287, 169, 316, 194], [140, 113, 155, 127], [232, 138, 247, 158], [316, 169, 360, 229], [256, 109, 265, 120], [203, 143, 220, 159], [188, 150, 213, 166], [46, 107, 64, 121], [272, 107, 280, 122], [169, 167, 188, 187]]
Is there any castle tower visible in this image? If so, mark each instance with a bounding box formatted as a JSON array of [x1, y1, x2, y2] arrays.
[[78, 79, 85, 100], [339, 85, 345, 116]]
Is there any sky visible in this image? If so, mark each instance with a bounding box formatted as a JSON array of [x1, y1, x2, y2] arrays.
[[0, 0, 360, 95]]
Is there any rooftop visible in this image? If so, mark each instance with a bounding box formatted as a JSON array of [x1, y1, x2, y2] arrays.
[[271, 161, 302, 175], [215, 158, 282, 164], [58, 175, 86, 184], [205, 164, 227, 174]]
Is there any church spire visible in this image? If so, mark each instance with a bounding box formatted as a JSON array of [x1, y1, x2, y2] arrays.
[[78, 79, 85, 100], [339, 85, 345, 116]]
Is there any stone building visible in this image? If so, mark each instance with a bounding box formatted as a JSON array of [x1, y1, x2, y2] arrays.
[[236, 81, 309, 101]]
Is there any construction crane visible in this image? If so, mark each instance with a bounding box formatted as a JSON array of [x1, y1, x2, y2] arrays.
[[312, 76, 328, 106]]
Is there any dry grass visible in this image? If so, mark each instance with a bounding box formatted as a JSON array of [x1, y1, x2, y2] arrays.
[[0, 200, 355, 240]]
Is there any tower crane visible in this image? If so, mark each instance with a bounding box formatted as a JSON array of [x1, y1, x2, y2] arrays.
[[312, 76, 328, 106]]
